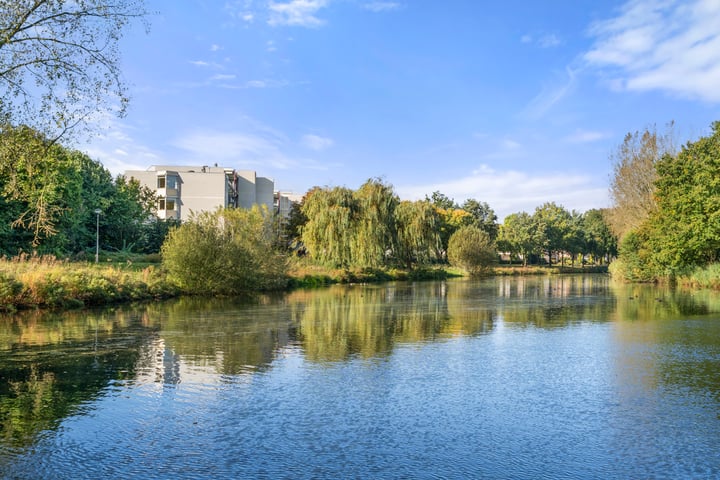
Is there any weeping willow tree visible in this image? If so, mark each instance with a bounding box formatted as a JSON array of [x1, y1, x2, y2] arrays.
[[300, 186, 358, 268], [351, 178, 398, 268], [395, 200, 441, 268]]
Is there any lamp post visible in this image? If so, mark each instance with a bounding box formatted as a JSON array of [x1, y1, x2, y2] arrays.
[[94, 209, 101, 263]]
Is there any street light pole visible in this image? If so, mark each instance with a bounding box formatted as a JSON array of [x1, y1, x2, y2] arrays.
[[94, 209, 101, 263]]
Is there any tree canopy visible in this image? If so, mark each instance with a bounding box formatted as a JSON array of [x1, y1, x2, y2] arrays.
[[0, 124, 157, 256], [0, 0, 147, 138], [609, 121, 720, 282]]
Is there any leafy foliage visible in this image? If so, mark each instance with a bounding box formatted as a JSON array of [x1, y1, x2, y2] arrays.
[[161, 206, 289, 294], [0, 0, 148, 138], [0, 125, 158, 256], [351, 178, 398, 268], [394, 200, 441, 268], [610, 121, 720, 283], [647, 122, 720, 274], [498, 212, 542, 266], [300, 186, 357, 268], [447, 225, 497, 276]]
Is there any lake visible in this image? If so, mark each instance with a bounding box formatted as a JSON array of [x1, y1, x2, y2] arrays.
[[1, 274, 720, 479]]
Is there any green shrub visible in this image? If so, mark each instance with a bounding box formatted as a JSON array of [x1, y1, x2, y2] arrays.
[[447, 226, 497, 276], [161, 207, 289, 295], [0, 273, 23, 310]]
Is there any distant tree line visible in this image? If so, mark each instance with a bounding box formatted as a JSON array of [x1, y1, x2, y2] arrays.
[[284, 178, 616, 272], [0, 124, 174, 257], [498, 203, 616, 267]]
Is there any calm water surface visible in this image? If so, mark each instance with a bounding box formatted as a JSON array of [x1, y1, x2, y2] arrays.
[[1, 275, 720, 479]]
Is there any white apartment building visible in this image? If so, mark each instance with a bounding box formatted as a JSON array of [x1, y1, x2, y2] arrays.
[[125, 165, 275, 221]]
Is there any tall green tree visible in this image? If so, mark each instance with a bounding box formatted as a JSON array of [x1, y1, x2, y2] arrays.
[[0, 124, 77, 249], [0, 124, 155, 256], [426, 191, 457, 210], [394, 200, 441, 268], [583, 209, 617, 264], [498, 212, 541, 266], [461, 198, 499, 241], [301, 186, 357, 268], [647, 122, 720, 273], [0, 0, 148, 138], [351, 178, 398, 268], [533, 202, 572, 265]]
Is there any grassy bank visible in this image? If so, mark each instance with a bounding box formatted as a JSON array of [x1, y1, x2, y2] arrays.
[[0, 255, 609, 312], [0, 254, 179, 312]]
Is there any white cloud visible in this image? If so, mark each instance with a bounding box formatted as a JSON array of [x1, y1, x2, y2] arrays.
[[224, 1, 257, 24], [210, 44, 221, 52], [564, 129, 610, 143], [585, 0, 720, 102], [397, 166, 609, 220], [268, 0, 329, 27], [363, 2, 401, 12], [301, 134, 334, 151]]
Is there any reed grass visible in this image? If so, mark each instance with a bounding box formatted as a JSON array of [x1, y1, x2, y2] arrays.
[[0, 253, 178, 311]]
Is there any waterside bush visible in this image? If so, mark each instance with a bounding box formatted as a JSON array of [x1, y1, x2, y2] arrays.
[[678, 264, 720, 290]]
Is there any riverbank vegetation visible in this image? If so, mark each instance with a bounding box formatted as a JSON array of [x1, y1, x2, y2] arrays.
[[0, 253, 178, 311], [607, 121, 720, 286]]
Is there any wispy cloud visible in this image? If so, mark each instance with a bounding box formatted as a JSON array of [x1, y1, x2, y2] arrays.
[[82, 120, 163, 177], [397, 165, 609, 220], [170, 128, 333, 172], [563, 129, 610, 143], [301, 134, 334, 151], [521, 32, 562, 48], [217, 79, 291, 89], [268, 0, 329, 27], [172, 131, 298, 169], [189, 60, 224, 69], [224, 1, 257, 24], [584, 0, 720, 102], [362, 2, 402, 12], [211, 74, 237, 81], [521, 67, 577, 119]]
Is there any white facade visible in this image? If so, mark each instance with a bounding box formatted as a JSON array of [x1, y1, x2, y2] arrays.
[[125, 165, 275, 221]]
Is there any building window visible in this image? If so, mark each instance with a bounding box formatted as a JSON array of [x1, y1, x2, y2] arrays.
[[158, 198, 176, 211], [167, 176, 176, 189], [157, 176, 166, 188]]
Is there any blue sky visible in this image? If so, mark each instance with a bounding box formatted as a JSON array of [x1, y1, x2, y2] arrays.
[[85, 0, 720, 219]]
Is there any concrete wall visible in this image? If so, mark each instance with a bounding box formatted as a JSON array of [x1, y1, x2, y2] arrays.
[[176, 171, 227, 220], [256, 177, 275, 211], [126, 165, 276, 221]]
